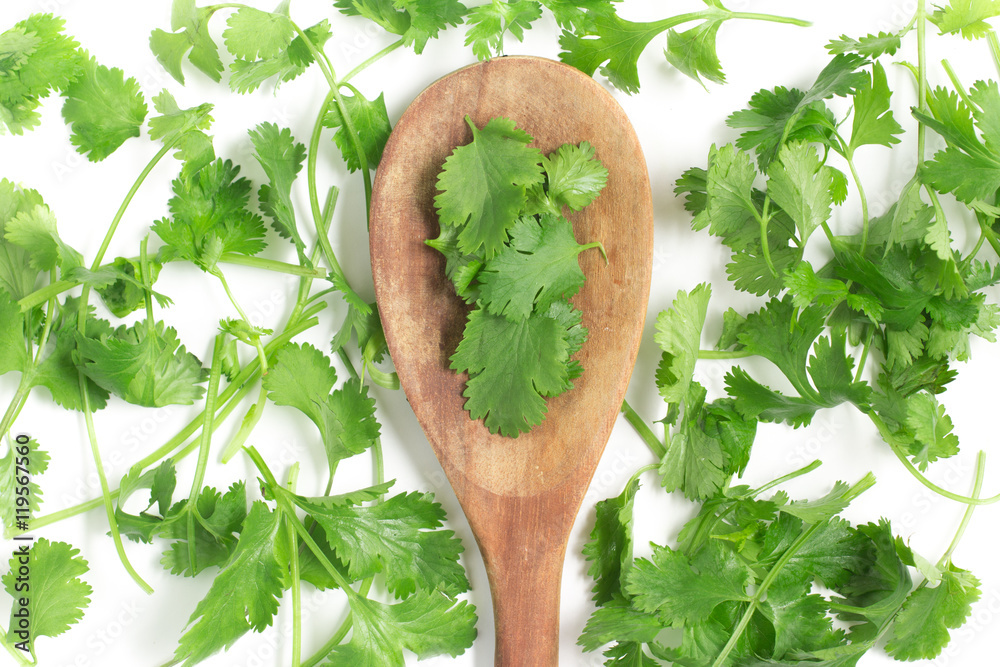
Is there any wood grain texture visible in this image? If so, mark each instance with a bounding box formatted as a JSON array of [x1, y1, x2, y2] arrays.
[[369, 56, 653, 666]]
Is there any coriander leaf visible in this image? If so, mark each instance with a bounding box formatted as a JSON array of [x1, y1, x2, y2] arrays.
[[288, 490, 469, 598], [0, 178, 45, 300], [477, 213, 600, 320], [834, 520, 911, 631], [802, 53, 870, 105], [174, 502, 286, 666], [583, 477, 638, 605], [74, 319, 208, 407], [759, 515, 867, 591], [0, 287, 27, 377], [465, 0, 543, 59], [541, 141, 609, 211], [329, 591, 476, 666], [780, 473, 876, 525], [91, 255, 167, 318], [885, 565, 981, 660], [826, 31, 902, 57], [158, 483, 248, 576], [424, 222, 482, 302], [150, 0, 223, 83], [917, 80, 1000, 204], [654, 283, 710, 404], [930, 0, 1000, 39], [30, 298, 113, 412], [223, 6, 294, 60], [696, 143, 758, 241], [761, 590, 845, 661], [903, 391, 960, 470], [539, 0, 616, 31], [152, 158, 267, 272], [660, 384, 727, 500], [578, 601, 662, 653], [61, 54, 147, 161], [727, 86, 837, 171], [323, 90, 391, 172], [4, 203, 83, 272], [148, 90, 215, 176], [849, 62, 903, 151], [229, 20, 332, 94], [450, 307, 570, 437], [0, 437, 49, 534], [625, 540, 752, 625], [766, 141, 834, 244], [334, 0, 467, 53], [665, 19, 725, 87], [249, 122, 307, 257], [434, 115, 544, 258], [2, 539, 91, 641], [262, 343, 379, 471], [558, 13, 666, 94], [0, 14, 82, 135]]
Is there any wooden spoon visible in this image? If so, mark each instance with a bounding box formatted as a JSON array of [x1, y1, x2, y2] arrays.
[[369, 55, 653, 666]]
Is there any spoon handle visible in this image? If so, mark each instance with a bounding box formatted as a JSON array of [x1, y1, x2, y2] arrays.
[[471, 489, 573, 666]]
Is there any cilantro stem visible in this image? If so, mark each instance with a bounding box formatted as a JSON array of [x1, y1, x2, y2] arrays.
[[844, 150, 872, 254], [307, 92, 350, 284], [216, 253, 327, 279], [0, 627, 31, 667], [939, 451, 986, 566], [869, 410, 1000, 505], [621, 399, 666, 459], [988, 31, 1000, 78], [17, 279, 74, 312], [341, 39, 404, 84], [698, 349, 753, 360], [916, 0, 929, 165], [727, 12, 811, 28], [214, 267, 269, 375], [748, 459, 823, 498], [285, 463, 303, 667], [186, 333, 226, 575], [979, 217, 1000, 257], [78, 376, 154, 594]]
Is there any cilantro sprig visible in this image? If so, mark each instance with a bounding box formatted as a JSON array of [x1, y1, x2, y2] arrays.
[[429, 116, 607, 436], [590, 2, 1000, 664]]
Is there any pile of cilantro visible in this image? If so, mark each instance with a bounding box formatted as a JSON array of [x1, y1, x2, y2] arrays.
[[578, 2, 1000, 666], [4, 1, 998, 666], [429, 116, 607, 437]]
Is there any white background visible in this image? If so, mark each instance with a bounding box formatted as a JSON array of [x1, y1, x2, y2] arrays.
[[1, 1, 999, 666]]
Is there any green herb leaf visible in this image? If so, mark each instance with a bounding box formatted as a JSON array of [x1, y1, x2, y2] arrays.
[[61, 54, 147, 161], [0, 437, 49, 533], [330, 591, 476, 665], [654, 283, 711, 404], [885, 565, 981, 660], [323, 91, 392, 172], [478, 213, 598, 320], [665, 19, 725, 87], [174, 502, 286, 666], [465, 0, 543, 59], [3, 539, 92, 642], [434, 115, 544, 258], [583, 477, 639, 605], [289, 490, 469, 598], [450, 306, 571, 437], [929, 0, 1000, 39], [541, 141, 608, 211], [249, 122, 307, 257]]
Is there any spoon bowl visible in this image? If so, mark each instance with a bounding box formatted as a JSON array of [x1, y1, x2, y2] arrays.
[[370, 56, 653, 666]]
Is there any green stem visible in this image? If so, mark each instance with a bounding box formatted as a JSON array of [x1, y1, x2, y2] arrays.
[[285, 463, 303, 667], [0, 627, 31, 666], [0, 378, 31, 442], [980, 217, 1000, 257], [215, 268, 269, 375], [217, 253, 328, 278], [748, 460, 823, 498], [186, 333, 226, 574], [698, 349, 753, 360], [17, 280, 75, 312], [916, 0, 929, 165], [728, 11, 811, 27], [845, 149, 872, 254], [341, 39, 404, 83], [79, 378, 153, 594], [854, 325, 875, 384], [988, 30, 1000, 79], [307, 91, 349, 282], [621, 399, 666, 459], [869, 411, 1000, 505], [939, 451, 986, 566]]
